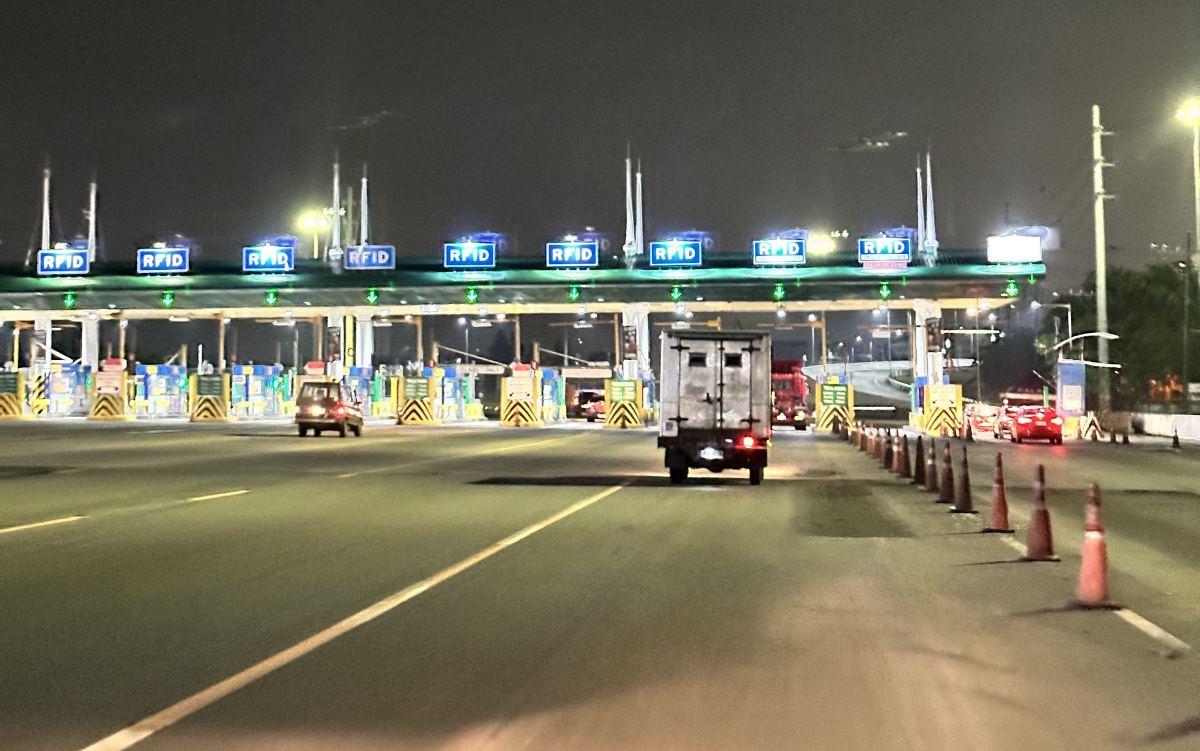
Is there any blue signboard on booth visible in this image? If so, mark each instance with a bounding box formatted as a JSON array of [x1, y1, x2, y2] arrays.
[[857, 237, 912, 266], [648, 240, 703, 267], [136, 246, 190, 274], [37, 248, 91, 276], [1056, 359, 1086, 417], [242, 244, 295, 273], [546, 241, 599, 269], [443, 241, 496, 269], [752, 238, 806, 266], [344, 245, 396, 271]]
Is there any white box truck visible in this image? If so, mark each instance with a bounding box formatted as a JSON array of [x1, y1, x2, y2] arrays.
[[658, 330, 772, 485]]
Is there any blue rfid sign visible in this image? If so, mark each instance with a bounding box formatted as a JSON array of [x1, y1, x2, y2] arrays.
[[857, 236, 912, 268], [545, 241, 600, 269], [242, 244, 295, 273], [136, 246, 190, 274], [648, 240, 703, 267], [443, 241, 496, 269], [344, 244, 396, 271], [752, 238, 806, 266], [37, 248, 91, 276]]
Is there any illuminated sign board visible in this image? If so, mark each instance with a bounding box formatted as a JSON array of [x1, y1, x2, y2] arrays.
[[37, 248, 91, 276], [986, 235, 1043, 263], [752, 238, 806, 266], [344, 244, 396, 271], [648, 240, 703, 267], [242, 244, 295, 273], [443, 241, 496, 269], [857, 237, 912, 269], [136, 246, 190, 274], [546, 241, 600, 268]]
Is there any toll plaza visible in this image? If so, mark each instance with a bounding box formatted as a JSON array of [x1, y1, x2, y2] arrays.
[[0, 244, 1044, 428]]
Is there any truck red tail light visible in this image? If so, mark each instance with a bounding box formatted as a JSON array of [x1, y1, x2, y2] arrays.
[[334, 405, 347, 417], [741, 435, 757, 449]]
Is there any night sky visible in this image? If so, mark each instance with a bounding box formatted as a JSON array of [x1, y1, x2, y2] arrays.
[[1, 0, 1197, 288]]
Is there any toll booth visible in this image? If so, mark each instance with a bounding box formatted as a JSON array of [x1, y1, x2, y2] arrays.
[[47, 362, 90, 416], [501, 365, 542, 427], [132, 364, 189, 418], [88, 358, 132, 420], [346, 366, 373, 415], [429, 366, 465, 422], [230, 364, 286, 418], [370, 367, 398, 419], [604, 378, 644, 428], [538, 367, 565, 423]]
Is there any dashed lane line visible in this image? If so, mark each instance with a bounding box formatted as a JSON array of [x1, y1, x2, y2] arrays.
[[184, 489, 250, 503], [0, 515, 86, 535], [79, 482, 628, 751]]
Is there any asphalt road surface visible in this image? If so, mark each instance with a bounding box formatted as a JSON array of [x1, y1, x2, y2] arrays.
[[1, 420, 1198, 750]]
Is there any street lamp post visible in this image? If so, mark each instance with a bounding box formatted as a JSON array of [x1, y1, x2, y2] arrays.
[[297, 210, 331, 260], [1178, 98, 1200, 281]]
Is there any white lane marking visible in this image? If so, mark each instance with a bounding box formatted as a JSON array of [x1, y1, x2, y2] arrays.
[[184, 489, 250, 503], [1114, 608, 1192, 654], [336, 434, 579, 479], [1000, 536, 1027, 555], [80, 482, 626, 751], [0, 515, 86, 535], [996, 530, 1191, 654], [138, 429, 185, 434]]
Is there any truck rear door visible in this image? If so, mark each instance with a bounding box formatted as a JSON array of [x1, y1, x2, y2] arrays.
[[675, 336, 720, 432]]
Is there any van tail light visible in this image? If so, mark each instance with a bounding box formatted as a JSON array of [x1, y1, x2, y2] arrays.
[[741, 435, 757, 449]]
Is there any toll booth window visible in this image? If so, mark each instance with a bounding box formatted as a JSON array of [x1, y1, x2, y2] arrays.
[[688, 353, 708, 368], [724, 352, 744, 368]]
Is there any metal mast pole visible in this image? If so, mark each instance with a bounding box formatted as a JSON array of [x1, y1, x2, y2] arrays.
[[1191, 121, 1200, 285], [1186, 233, 1194, 403], [41, 167, 51, 250], [86, 179, 97, 262], [622, 148, 636, 262], [635, 159, 645, 255], [359, 165, 369, 246], [330, 157, 342, 259], [1092, 104, 1113, 411]]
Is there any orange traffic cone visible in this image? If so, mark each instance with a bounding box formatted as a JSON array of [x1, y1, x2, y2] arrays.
[[937, 442, 955, 503], [882, 430, 894, 469], [982, 453, 1013, 532], [899, 436, 911, 478], [1023, 464, 1059, 561], [912, 435, 926, 485], [867, 427, 876, 457], [1074, 484, 1111, 607], [890, 434, 903, 473], [951, 446, 976, 513], [924, 438, 939, 493]]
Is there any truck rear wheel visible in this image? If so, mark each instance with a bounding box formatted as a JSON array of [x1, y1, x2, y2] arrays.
[[749, 466, 764, 485], [669, 466, 688, 484]]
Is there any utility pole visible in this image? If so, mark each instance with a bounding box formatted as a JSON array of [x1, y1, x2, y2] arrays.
[[1092, 104, 1114, 412], [1186, 233, 1194, 405]]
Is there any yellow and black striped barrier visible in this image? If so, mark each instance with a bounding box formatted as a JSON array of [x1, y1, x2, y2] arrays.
[[604, 378, 644, 429], [0, 372, 26, 420], [501, 399, 541, 426], [920, 384, 962, 437], [1080, 411, 1105, 441], [922, 406, 960, 436], [814, 382, 855, 432], [88, 393, 133, 421], [190, 374, 233, 422], [398, 376, 439, 425], [500, 373, 542, 427], [29, 373, 48, 417]]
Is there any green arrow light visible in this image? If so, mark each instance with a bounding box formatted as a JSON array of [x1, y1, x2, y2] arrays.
[[365, 287, 380, 305], [669, 284, 683, 302], [772, 283, 786, 302], [567, 285, 581, 303], [879, 282, 892, 300], [1004, 278, 1020, 297], [159, 290, 175, 308], [264, 288, 279, 306], [465, 286, 479, 305], [63, 291, 78, 309]]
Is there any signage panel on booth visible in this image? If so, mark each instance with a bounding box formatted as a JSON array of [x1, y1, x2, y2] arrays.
[[506, 377, 535, 401], [820, 383, 849, 407], [137, 246, 190, 274], [648, 240, 703, 267], [609, 379, 638, 402]]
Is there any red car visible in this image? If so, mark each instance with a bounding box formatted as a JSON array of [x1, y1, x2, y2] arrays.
[[1001, 406, 1064, 444], [965, 404, 999, 434]]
